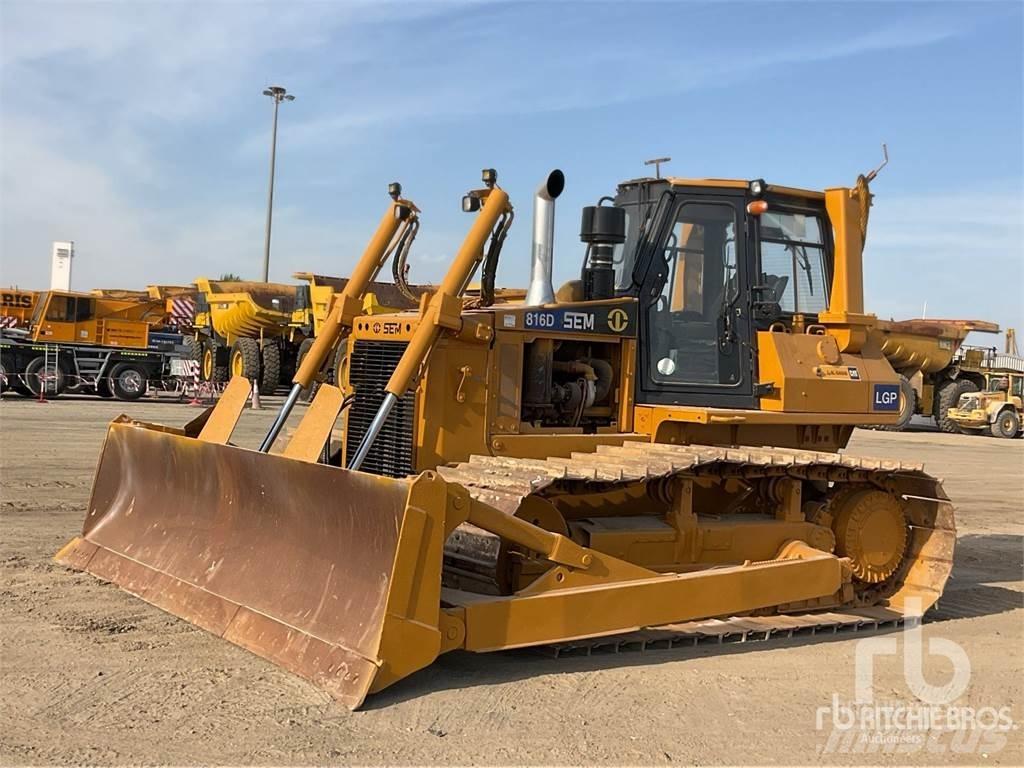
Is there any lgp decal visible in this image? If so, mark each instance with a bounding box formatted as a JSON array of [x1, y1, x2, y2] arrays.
[[872, 383, 901, 411]]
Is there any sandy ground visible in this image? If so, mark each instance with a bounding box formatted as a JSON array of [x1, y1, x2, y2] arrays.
[[0, 395, 1021, 766]]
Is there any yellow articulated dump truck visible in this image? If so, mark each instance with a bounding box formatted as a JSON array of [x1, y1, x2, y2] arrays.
[[290, 270, 429, 401], [189, 278, 309, 395], [947, 364, 1024, 439], [871, 318, 999, 432], [191, 187, 425, 395], [58, 164, 955, 709]]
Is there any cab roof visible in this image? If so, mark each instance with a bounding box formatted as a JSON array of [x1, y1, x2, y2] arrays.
[[619, 176, 826, 201]]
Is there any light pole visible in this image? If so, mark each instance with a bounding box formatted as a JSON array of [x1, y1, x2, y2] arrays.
[[261, 85, 295, 282]]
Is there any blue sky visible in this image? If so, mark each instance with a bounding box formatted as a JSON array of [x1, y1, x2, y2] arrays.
[[1, 1, 1021, 344]]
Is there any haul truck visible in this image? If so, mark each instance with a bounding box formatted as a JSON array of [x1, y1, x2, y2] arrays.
[[187, 278, 308, 395], [0, 289, 185, 399], [871, 318, 999, 432]]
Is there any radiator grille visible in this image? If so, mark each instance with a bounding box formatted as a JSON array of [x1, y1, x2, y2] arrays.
[[345, 340, 415, 478]]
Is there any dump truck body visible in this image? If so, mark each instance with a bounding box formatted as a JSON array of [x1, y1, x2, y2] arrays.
[[292, 272, 427, 337], [189, 278, 308, 393], [871, 318, 1000, 431], [193, 279, 300, 343], [58, 165, 957, 709]]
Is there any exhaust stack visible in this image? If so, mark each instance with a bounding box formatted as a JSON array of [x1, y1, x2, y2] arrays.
[[525, 169, 565, 306]]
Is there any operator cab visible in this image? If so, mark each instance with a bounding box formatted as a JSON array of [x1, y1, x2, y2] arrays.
[[588, 177, 834, 409]]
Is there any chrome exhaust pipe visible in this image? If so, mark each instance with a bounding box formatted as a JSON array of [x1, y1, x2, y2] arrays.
[[524, 169, 565, 306]]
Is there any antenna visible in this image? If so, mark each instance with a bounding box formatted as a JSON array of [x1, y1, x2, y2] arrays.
[[865, 143, 889, 183], [644, 157, 671, 180]]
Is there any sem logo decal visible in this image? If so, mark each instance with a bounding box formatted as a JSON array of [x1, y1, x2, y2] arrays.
[[608, 308, 629, 333], [522, 306, 635, 335], [562, 311, 594, 331]]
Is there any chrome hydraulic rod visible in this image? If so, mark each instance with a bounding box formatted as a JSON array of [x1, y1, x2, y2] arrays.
[[258, 382, 303, 453], [347, 173, 511, 470], [256, 187, 418, 453], [347, 393, 397, 470]]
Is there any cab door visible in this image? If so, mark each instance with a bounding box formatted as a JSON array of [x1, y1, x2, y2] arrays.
[[634, 189, 757, 409]]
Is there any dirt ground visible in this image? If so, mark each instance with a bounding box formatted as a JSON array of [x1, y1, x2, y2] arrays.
[[1, 395, 1021, 766]]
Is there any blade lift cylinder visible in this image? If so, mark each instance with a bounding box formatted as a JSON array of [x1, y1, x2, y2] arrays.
[[258, 192, 418, 453], [348, 178, 512, 470]]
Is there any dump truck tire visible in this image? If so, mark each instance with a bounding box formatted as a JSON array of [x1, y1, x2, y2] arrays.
[[259, 342, 281, 396], [110, 363, 147, 401], [230, 338, 261, 382], [883, 376, 915, 431], [332, 341, 346, 386], [990, 408, 1020, 439], [181, 336, 202, 365], [202, 339, 228, 384], [296, 338, 320, 402], [935, 378, 978, 433], [25, 356, 66, 398]]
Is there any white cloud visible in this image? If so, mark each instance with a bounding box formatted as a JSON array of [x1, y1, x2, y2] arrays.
[[864, 185, 1024, 333], [263, 8, 974, 151], [1, 0, 1018, 329]]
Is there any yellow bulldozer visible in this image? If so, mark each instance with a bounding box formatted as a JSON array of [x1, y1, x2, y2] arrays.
[[57, 163, 954, 710]]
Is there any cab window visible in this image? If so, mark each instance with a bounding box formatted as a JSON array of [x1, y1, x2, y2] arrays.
[[611, 207, 635, 291], [648, 201, 738, 385], [44, 295, 71, 322], [74, 297, 94, 322], [30, 294, 48, 326], [43, 295, 92, 323], [758, 211, 829, 314]]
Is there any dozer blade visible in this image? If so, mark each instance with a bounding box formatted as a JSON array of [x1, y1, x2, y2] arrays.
[[55, 420, 433, 710]]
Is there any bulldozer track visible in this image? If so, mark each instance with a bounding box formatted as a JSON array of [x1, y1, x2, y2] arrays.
[[438, 442, 956, 646], [542, 605, 912, 658]]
